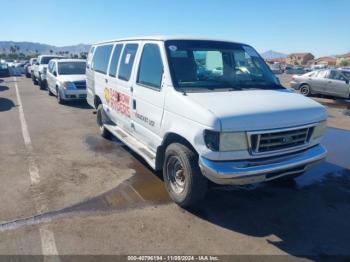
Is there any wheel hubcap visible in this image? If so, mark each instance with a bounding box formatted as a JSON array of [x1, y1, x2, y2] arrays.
[[166, 156, 186, 194], [301, 86, 308, 95]]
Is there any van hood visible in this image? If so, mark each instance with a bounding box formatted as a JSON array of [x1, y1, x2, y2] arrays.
[[185, 89, 327, 131], [57, 75, 86, 82]]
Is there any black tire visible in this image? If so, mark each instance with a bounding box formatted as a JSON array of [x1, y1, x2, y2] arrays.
[[56, 88, 65, 104], [39, 78, 46, 90], [299, 84, 311, 96], [48, 86, 54, 96], [96, 104, 112, 139], [32, 74, 38, 85], [25, 72, 31, 78], [163, 143, 208, 207]]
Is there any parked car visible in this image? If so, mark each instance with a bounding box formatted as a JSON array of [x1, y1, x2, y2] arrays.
[[32, 55, 64, 89], [25, 58, 37, 78], [311, 64, 327, 70], [270, 63, 283, 74], [87, 36, 327, 207], [290, 69, 350, 98], [46, 59, 87, 104], [0, 63, 10, 77], [285, 66, 305, 75]]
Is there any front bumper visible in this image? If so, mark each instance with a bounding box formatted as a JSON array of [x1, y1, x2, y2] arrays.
[[61, 89, 87, 100], [199, 144, 327, 185], [290, 81, 299, 89]]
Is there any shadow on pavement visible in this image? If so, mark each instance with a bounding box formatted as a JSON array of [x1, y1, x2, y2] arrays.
[[0, 85, 9, 92], [0, 97, 16, 112], [188, 164, 350, 257], [63, 101, 92, 110]]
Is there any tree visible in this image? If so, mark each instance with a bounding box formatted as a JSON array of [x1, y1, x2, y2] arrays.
[[79, 52, 88, 59], [49, 49, 53, 54], [339, 59, 350, 67], [10, 46, 17, 54]]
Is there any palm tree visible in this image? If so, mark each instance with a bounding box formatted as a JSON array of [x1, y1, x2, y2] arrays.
[[10, 46, 17, 54]]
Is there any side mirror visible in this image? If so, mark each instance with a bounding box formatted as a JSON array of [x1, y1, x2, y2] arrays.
[[35, 62, 39, 65], [346, 79, 349, 85], [53, 71, 57, 77]]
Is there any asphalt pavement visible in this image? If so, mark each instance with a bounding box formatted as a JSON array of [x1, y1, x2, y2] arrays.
[[0, 76, 349, 258]]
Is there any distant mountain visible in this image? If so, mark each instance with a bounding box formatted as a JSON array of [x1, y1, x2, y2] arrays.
[[0, 41, 90, 55], [260, 50, 288, 60]]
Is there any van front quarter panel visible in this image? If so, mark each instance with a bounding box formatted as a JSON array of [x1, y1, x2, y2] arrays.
[[161, 87, 221, 159]]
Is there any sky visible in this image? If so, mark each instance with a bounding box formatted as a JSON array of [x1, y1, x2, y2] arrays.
[[2, 0, 350, 57]]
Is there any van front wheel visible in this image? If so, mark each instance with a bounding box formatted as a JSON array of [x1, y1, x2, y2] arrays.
[[97, 104, 111, 139], [163, 143, 208, 207]]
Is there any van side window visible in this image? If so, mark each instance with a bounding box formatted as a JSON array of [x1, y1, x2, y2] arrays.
[[137, 44, 163, 89], [92, 44, 113, 74], [118, 43, 138, 81], [109, 44, 123, 77]]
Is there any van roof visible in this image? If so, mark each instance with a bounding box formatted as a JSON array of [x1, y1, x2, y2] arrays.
[[94, 35, 246, 46], [51, 59, 86, 63], [39, 55, 65, 57]]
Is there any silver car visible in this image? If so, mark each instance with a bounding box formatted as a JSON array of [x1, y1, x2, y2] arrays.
[[290, 69, 350, 98]]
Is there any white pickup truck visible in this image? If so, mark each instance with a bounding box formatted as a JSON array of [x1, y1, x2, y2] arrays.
[[32, 55, 64, 89], [86, 36, 327, 207]]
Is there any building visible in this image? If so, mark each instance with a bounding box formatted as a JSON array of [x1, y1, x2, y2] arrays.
[[265, 57, 287, 64], [312, 56, 337, 66], [336, 53, 350, 66], [286, 53, 315, 65]]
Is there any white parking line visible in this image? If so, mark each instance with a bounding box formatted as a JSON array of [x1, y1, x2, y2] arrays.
[[13, 77, 59, 257]]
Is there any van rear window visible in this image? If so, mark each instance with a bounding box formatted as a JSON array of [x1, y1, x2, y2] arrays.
[[92, 44, 113, 74], [118, 43, 138, 81]]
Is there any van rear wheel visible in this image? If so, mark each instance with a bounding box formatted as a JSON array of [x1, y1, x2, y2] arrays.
[[163, 143, 208, 207], [96, 104, 111, 139]]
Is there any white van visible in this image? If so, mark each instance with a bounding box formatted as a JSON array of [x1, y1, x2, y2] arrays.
[[87, 36, 327, 207]]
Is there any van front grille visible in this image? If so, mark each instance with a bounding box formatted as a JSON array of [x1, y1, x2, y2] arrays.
[[74, 81, 86, 89], [250, 127, 312, 154]]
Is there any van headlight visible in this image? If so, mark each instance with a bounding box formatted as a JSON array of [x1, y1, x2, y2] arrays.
[[312, 121, 327, 140], [204, 130, 248, 152]]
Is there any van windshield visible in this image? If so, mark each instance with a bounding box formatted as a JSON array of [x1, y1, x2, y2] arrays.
[[41, 57, 61, 65], [58, 62, 86, 75], [165, 40, 282, 91]]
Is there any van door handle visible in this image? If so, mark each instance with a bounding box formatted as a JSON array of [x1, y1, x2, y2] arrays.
[[133, 99, 136, 110], [105, 79, 108, 83], [130, 86, 134, 92]]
